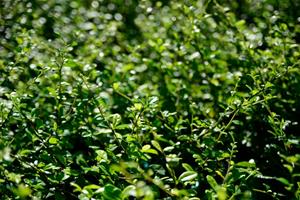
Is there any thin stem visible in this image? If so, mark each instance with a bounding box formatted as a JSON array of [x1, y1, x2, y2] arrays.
[[79, 73, 127, 153], [55, 50, 66, 126]]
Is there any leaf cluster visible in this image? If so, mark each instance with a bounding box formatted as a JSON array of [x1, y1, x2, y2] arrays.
[[1, 0, 300, 199]]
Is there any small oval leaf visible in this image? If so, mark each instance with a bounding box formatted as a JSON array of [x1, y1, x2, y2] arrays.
[[179, 171, 198, 182], [151, 140, 162, 152], [206, 175, 218, 191], [182, 163, 194, 171]]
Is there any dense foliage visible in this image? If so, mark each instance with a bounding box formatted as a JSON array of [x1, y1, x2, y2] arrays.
[[1, 0, 300, 199]]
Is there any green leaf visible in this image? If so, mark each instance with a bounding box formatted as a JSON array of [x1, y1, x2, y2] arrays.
[[7, 173, 22, 184], [179, 171, 198, 182], [143, 149, 158, 155], [163, 146, 174, 152], [235, 20, 246, 30], [142, 144, 151, 151], [103, 184, 122, 200], [235, 161, 256, 168], [206, 175, 218, 191], [35, 119, 43, 129], [83, 184, 101, 190], [134, 103, 143, 111], [70, 182, 82, 192], [182, 163, 194, 171], [276, 177, 291, 186], [217, 187, 227, 200], [265, 82, 274, 89], [13, 184, 31, 199], [96, 150, 108, 162], [151, 140, 163, 153], [95, 128, 112, 135], [49, 137, 59, 144], [115, 124, 131, 130], [121, 185, 136, 199], [113, 82, 119, 90], [149, 96, 159, 106], [141, 148, 159, 155]]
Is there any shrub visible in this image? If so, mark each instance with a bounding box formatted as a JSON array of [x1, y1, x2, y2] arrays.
[[1, 0, 300, 199]]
